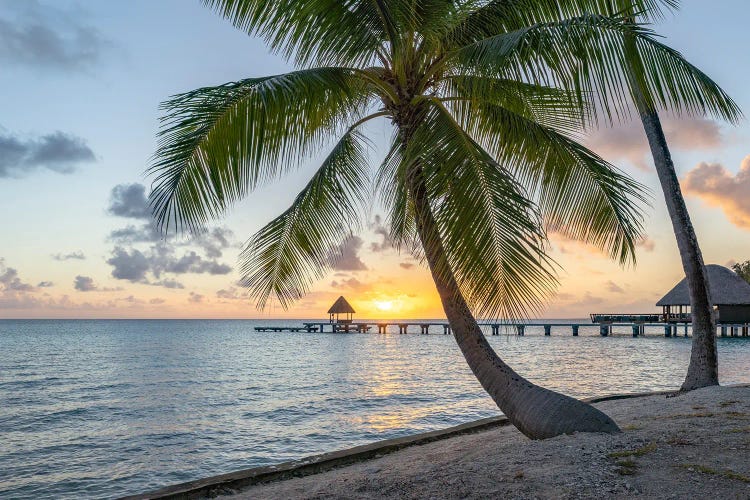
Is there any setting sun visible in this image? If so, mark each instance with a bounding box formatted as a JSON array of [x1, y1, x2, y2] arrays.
[[374, 300, 394, 312]]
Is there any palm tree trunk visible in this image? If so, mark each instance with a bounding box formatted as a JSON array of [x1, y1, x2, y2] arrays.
[[623, 24, 719, 389], [406, 164, 620, 439], [633, 106, 718, 390]]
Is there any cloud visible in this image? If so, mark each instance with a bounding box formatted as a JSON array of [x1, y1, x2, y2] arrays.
[[108, 224, 161, 243], [0, 265, 34, 291], [605, 280, 625, 293], [106, 244, 232, 284], [683, 155, 750, 229], [37, 281, 53, 287], [571, 291, 604, 307], [73, 275, 96, 291], [0, 0, 111, 71], [330, 277, 370, 292], [151, 278, 184, 289], [188, 292, 204, 304], [369, 215, 396, 253], [330, 236, 367, 271], [216, 287, 249, 301], [106, 184, 237, 256], [191, 227, 236, 258], [0, 131, 95, 178], [107, 183, 151, 219], [149, 298, 165, 305], [158, 250, 232, 275], [107, 247, 150, 282], [73, 275, 120, 292], [105, 184, 237, 289], [586, 117, 722, 171], [636, 237, 655, 252], [51, 250, 85, 261], [399, 262, 415, 269]]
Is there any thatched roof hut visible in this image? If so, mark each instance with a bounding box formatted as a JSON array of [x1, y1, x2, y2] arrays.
[[328, 296, 355, 323], [657, 265, 750, 306], [656, 265, 750, 324]]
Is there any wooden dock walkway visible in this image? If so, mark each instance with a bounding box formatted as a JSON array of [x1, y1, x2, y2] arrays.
[[253, 321, 750, 338]]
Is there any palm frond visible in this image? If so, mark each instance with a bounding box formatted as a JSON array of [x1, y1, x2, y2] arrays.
[[442, 75, 590, 135], [239, 128, 371, 309], [443, 0, 677, 50], [203, 0, 387, 67], [406, 100, 559, 319], [447, 13, 740, 124], [374, 131, 422, 259], [148, 67, 372, 233], [445, 91, 647, 265]]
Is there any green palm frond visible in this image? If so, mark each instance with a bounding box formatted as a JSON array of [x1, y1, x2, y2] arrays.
[[374, 132, 422, 259], [407, 100, 558, 319], [443, 0, 676, 50], [622, 28, 741, 121], [442, 75, 590, 135], [203, 0, 386, 67], [149, 67, 372, 233], [445, 89, 647, 265], [448, 13, 740, 124], [239, 128, 371, 309]]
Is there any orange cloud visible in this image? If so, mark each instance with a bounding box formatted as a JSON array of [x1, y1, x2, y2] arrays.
[[683, 155, 750, 229], [586, 117, 722, 170]]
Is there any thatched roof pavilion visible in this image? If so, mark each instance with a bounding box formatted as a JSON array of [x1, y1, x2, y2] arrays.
[[327, 296, 355, 324], [656, 265, 750, 323]]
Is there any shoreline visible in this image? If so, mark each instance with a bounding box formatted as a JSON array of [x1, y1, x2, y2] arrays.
[[121, 390, 675, 500]]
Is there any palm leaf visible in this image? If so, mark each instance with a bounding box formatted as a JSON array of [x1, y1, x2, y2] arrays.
[[406, 100, 559, 319], [148, 67, 372, 233], [444, 82, 647, 264], [239, 128, 371, 309]]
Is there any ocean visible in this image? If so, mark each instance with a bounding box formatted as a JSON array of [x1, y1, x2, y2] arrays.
[[2, 319, 750, 499]]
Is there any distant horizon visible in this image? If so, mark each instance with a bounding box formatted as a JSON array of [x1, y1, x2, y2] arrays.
[[0, 314, 643, 321]]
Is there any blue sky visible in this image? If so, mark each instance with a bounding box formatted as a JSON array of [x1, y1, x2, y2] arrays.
[[1, 0, 749, 318]]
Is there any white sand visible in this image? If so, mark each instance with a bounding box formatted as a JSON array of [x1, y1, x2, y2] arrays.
[[225, 386, 750, 499]]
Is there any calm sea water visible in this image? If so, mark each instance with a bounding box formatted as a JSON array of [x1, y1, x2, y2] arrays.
[[2, 319, 750, 499]]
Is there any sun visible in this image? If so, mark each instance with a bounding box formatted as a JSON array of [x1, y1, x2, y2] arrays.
[[374, 300, 394, 312]]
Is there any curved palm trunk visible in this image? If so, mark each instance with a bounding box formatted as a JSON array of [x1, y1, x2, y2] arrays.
[[634, 107, 718, 390], [406, 165, 620, 439]]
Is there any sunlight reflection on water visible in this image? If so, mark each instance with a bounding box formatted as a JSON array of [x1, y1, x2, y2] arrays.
[[1, 319, 750, 498]]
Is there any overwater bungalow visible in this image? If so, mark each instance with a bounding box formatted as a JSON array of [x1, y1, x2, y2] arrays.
[[327, 296, 355, 325], [656, 264, 750, 324]]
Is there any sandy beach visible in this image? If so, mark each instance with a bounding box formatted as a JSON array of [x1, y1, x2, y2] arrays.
[[224, 386, 750, 499]]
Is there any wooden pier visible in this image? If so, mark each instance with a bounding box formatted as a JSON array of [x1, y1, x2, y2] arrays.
[[250, 321, 750, 338]]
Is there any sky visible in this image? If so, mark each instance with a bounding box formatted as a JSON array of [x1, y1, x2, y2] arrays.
[[1, 0, 749, 320]]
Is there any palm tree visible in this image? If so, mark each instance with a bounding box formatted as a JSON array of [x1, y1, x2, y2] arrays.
[[147, 0, 701, 439], [584, 3, 741, 390]]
